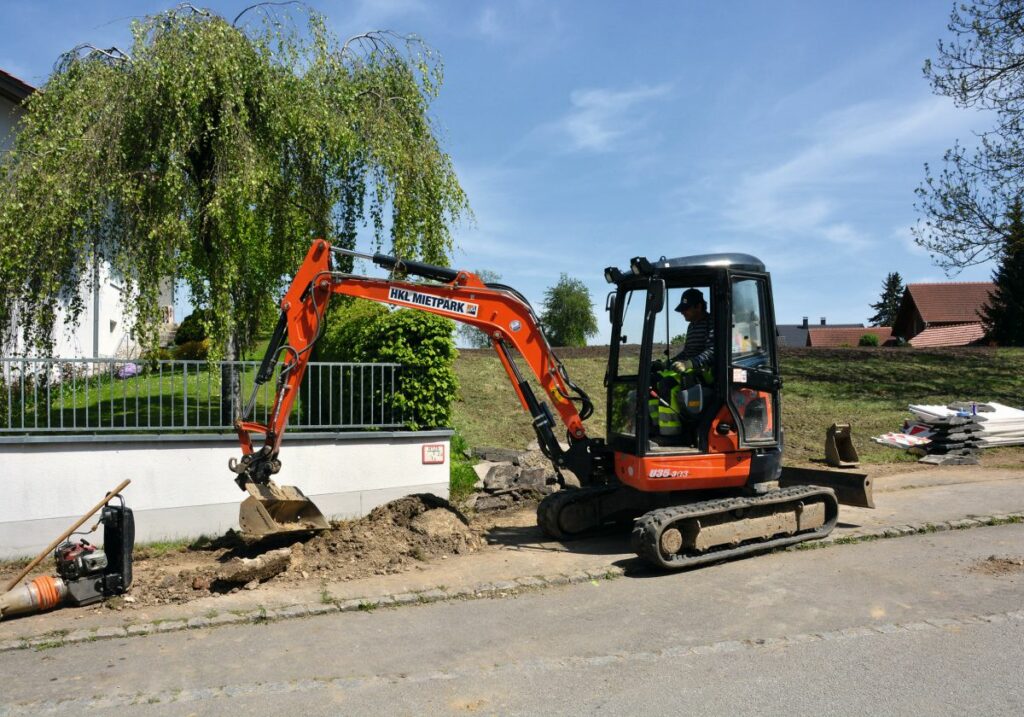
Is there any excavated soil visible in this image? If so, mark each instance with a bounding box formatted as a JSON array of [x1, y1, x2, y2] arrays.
[[970, 554, 1024, 576], [1, 494, 495, 610]]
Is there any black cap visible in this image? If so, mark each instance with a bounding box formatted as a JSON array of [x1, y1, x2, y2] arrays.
[[675, 288, 705, 312]]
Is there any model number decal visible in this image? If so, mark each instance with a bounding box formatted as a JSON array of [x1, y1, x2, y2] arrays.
[[388, 287, 479, 317], [649, 468, 689, 478]]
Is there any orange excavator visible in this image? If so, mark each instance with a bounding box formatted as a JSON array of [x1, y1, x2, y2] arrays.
[[230, 238, 872, 569]]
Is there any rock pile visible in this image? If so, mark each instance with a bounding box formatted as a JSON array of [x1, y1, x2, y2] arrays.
[[463, 445, 562, 511]]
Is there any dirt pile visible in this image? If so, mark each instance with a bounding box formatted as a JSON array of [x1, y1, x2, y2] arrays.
[[294, 494, 482, 581], [121, 494, 483, 607], [971, 554, 1024, 576]]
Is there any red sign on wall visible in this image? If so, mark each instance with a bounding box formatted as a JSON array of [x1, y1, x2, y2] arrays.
[[422, 444, 445, 464]]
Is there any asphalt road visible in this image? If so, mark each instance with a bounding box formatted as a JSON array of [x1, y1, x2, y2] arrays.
[[2, 523, 1022, 716]]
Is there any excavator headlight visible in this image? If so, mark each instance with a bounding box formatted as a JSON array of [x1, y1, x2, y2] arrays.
[[604, 267, 623, 284], [630, 256, 654, 275]]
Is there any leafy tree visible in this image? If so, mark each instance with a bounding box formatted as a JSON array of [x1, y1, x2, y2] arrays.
[[540, 274, 598, 347], [915, 1, 1024, 269], [858, 334, 880, 347], [980, 199, 1024, 344], [0, 5, 468, 415], [457, 268, 501, 348], [868, 272, 905, 327]]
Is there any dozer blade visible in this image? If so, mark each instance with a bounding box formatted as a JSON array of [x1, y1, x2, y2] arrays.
[[239, 482, 330, 539], [778, 466, 874, 509]]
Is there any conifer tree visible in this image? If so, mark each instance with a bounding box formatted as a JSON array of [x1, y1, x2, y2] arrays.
[[868, 272, 905, 327], [980, 200, 1024, 345]]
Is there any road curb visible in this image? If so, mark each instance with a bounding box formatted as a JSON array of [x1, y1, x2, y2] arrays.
[[2, 512, 1022, 654]]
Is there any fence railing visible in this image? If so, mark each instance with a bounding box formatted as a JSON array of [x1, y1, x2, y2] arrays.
[[0, 358, 404, 434]]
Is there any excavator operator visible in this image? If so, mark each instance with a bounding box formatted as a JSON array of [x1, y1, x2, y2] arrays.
[[669, 288, 714, 375], [650, 288, 715, 445]]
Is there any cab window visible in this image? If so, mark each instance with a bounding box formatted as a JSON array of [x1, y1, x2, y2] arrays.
[[731, 278, 768, 362]]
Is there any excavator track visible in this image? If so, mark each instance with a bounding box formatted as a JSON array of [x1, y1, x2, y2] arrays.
[[537, 485, 622, 539], [630, 485, 839, 570]]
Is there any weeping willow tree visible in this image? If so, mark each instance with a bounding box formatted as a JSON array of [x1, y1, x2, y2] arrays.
[[0, 4, 468, 373]]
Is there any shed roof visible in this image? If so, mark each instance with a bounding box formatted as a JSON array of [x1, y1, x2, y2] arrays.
[[905, 282, 994, 324], [806, 327, 893, 347], [908, 323, 987, 348]]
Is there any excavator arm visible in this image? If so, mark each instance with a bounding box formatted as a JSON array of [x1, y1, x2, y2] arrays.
[[231, 238, 606, 501]]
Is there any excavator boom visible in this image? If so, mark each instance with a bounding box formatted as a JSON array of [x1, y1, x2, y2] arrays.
[[230, 238, 606, 537]]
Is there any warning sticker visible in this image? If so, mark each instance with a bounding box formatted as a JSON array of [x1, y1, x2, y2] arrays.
[[388, 287, 479, 318]]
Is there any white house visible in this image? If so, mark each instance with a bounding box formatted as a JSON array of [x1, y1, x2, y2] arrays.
[[1, 68, 175, 358]]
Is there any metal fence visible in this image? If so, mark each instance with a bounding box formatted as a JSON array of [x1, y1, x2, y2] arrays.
[[0, 358, 404, 434]]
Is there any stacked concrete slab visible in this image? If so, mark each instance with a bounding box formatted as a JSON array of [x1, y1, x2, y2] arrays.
[[910, 402, 1024, 450], [911, 414, 984, 466]]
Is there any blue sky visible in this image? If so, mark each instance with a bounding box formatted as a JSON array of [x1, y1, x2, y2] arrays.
[[0, 0, 996, 337]]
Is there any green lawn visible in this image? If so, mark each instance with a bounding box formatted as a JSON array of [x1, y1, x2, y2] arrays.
[[452, 346, 1024, 466], [1, 362, 279, 432]]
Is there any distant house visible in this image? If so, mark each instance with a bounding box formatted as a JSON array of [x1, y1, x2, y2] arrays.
[[777, 317, 863, 347], [892, 282, 993, 347], [1, 67, 175, 359], [806, 326, 894, 347]]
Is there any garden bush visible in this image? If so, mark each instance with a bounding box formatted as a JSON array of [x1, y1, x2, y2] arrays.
[[311, 298, 459, 430], [172, 339, 211, 360], [174, 310, 212, 345]]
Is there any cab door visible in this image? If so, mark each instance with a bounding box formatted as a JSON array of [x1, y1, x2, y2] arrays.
[[726, 273, 781, 448]]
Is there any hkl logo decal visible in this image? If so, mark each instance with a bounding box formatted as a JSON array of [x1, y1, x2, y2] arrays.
[[388, 287, 479, 317]]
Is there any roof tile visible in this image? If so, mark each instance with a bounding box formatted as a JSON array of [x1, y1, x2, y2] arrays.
[[806, 327, 893, 347], [906, 283, 994, 324], [908, 323, 986, 347]]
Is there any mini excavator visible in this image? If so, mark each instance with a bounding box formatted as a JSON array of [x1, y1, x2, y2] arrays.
[[230, 238, 872, 569]]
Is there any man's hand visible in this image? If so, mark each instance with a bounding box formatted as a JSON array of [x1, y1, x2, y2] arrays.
[[672, 359, 694, 373]]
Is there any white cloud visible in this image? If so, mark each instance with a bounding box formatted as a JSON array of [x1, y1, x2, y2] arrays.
[[550, 84, 671, 153], [892, 225, 927, 256], [476, 7, 501, 39], [471, 1, 564, 60], [332, 0, 429, 34], [723, 96, 976, 258]]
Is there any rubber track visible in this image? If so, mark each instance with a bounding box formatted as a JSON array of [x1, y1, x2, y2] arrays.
[[630, 485, 838, 570], [537, 486, 620, 540]]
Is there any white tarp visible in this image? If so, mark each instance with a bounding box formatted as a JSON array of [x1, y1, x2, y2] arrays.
[[872, 432, 932, 448]]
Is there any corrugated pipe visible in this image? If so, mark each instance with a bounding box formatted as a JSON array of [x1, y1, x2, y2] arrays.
[[0, 576, 68, 621]]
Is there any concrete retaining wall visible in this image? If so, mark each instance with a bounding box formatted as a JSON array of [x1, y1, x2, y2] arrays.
[[0, 431, 451, 559]]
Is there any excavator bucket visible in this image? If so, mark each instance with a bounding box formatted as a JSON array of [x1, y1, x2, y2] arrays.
[[238, 482, 330, 539], [825, 422, 860, 468]]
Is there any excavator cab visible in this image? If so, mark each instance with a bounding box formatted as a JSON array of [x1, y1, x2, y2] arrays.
[[603, 254, 784, 493]]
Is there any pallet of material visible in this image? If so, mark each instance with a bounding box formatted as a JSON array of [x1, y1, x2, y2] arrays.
[[908, 402, 1024, 448]]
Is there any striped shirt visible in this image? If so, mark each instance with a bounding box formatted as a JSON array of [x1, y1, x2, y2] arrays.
[[672, 315, 714, 369]]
